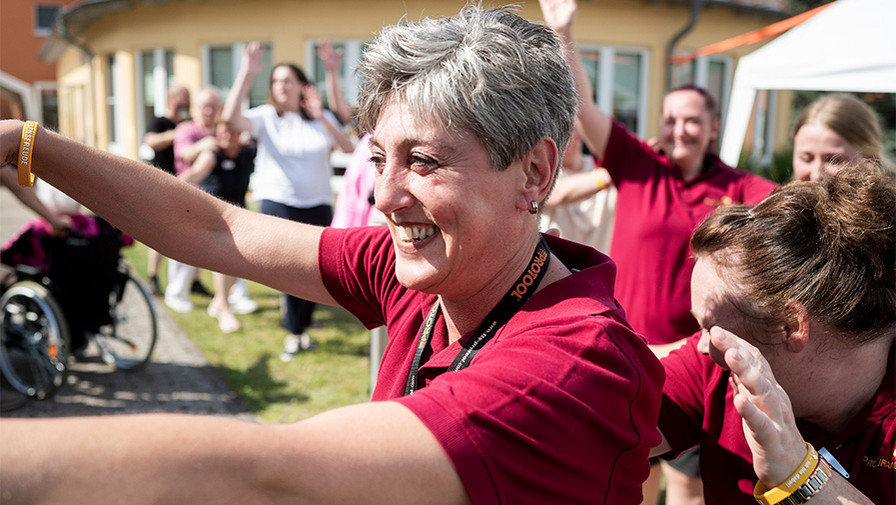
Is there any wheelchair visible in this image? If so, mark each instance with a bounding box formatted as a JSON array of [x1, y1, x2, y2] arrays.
[[0, 216, 158, 400]]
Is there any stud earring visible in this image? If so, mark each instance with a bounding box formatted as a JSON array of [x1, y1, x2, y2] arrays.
[[528, 200, 539, 214]]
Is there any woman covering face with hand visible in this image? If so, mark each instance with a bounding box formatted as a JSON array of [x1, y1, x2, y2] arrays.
[[654, 164, 895, 505], [0, 6, 663, 505]]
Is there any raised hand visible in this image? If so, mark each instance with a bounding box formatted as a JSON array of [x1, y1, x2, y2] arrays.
[[708, 326, 808, 486], [316, 39, 343, 71], [242, 41, 266, 78], [301, 84, 324, 120], [539, 0, 578, 34]]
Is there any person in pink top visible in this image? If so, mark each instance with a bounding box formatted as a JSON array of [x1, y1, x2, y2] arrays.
[[0, 7, 663, 504], [655, 164, 894, 505], [539, 0, 777, 502]]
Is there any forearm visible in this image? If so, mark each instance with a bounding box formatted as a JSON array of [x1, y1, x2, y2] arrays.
[[0, 403, 469, 505], [0, 415, 279, 505], [221, 68, 254, 130], [143, 129, 175, 151], [323, 116, 355, 153], [324, 67, 353, 125], [179, 150, 215, 186], [546, 169, 610, 207], [177, 135, 216, 165], [1, 166, 66, 227]]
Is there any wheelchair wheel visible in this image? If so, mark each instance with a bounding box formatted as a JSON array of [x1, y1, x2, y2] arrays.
[[0, 280, 70, 399], [92, 270, 158, 371]]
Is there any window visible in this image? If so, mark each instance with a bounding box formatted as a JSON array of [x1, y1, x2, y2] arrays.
[[670, 54, 732, 124], [34, 5, 61, 36], [205, 43, 271, 108], [105, 54, 125, 155], [579, 46, 649, 138], [308, 39, 368, 120], [136, 48, 175, 142]]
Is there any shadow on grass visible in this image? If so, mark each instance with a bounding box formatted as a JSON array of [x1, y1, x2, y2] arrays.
[[218, 353, 310, 412]]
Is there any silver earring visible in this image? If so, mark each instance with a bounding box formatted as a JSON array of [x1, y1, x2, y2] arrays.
[[528, 200, 539, 214]]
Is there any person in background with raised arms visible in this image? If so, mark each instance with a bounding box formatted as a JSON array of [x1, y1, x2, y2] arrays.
[[791, 92, 894, 181], [223, 41, 355, 361], [539, 1, 778, 502], [0, 6, 663, 504], [654, 163, 894, 505], [143, 83, 191, 296]]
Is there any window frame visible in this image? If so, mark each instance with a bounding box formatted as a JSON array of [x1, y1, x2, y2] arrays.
[[579, 43, 650, 139]]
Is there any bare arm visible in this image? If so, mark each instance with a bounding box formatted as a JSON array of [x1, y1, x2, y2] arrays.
[[0, 164, 71, 233], [708, 327, 875, 504], [143, 127, 176, 152], [221, 41, 263, 133], [539, 0, 612, 159], [175, 132, 216, 166], [317, 39, 354, 125], [1, 119, 335, 306], [0, 401, 469, 505], [545, 167, 611, 207], [179, 149, 216, 186]]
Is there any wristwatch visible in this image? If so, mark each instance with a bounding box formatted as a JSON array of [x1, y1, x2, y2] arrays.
[[775, 458, 833, 505]]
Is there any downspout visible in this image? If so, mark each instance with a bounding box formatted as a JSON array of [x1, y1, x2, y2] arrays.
[[666, 0, 704, 92], [59, 16, 97, 147]]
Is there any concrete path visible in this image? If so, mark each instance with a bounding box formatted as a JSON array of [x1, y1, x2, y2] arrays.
[[0, 183, 253, 420]]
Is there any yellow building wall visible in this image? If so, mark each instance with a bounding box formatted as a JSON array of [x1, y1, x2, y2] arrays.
[[54, 0, 786, 160]]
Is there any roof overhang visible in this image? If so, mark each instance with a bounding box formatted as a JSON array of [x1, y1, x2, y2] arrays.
[[39, 0, 191, 61]]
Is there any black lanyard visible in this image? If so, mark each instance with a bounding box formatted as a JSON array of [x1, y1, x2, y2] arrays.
[[404, 236, 551, 395]]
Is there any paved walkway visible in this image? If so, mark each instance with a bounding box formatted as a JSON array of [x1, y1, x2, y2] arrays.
[[0, 185, 254, 420]]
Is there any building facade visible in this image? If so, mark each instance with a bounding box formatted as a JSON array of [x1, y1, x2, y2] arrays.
[[37, 0, 794, 162], [1, 0, 82, 128]]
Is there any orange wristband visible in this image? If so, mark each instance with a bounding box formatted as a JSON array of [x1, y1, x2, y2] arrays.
[[18, 121, 38, 187], [593, 169, 609, 191]]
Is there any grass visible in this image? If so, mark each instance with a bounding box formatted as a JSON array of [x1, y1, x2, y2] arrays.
[[120, 242, 372, 424]]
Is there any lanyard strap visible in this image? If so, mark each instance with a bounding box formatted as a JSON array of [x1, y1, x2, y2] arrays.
[[404, 236, 551, 395]]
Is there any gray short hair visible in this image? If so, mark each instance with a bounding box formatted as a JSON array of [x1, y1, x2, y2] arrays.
[[356, 5, 577, 171]]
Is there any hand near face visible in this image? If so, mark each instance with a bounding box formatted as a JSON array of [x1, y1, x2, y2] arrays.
[[301, 84, 324, 120], [708, 326, 808, 487]]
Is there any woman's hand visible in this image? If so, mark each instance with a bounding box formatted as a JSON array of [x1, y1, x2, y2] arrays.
[[539, 0, 578, 35], [708, 326, 808, 487], [241, 41, 266, 79], [317, 39, 343, 72], [301, 84, 324, 120]]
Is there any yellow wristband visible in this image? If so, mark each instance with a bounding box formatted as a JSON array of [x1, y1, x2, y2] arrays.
[[18, 120, 38, 187], [593, 168, 609, 191], [753, 442, 819, 505]]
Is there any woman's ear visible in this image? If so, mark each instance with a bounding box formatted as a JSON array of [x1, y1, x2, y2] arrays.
[[523, 137, 559, 202], [782, 301, 811, 353]]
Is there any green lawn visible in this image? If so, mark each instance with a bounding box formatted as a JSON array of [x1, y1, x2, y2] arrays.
[[121, 242, 372, 424]]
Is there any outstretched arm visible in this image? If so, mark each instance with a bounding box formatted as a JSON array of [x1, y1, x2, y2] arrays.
[[708, 326, 874, 504], [1, 120, 335, 306], [222, 41, 264, 133], [539, 0, 612, 160], [0, 164, 71, 234], [0, 401, 469, 505]]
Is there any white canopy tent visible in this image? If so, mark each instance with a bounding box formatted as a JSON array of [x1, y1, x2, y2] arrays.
[[719, 0, 896, 165]]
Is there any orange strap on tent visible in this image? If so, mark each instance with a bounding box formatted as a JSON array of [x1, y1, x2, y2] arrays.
[[670, 1, 835, 64]]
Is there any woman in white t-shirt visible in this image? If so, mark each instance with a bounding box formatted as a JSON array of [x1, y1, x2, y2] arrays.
[[223, 41, 354, 361]]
